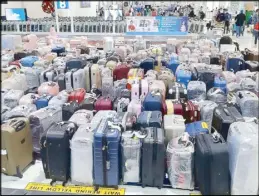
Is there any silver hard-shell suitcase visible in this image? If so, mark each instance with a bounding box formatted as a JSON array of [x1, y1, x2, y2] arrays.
[[69, 109, 93, 127]]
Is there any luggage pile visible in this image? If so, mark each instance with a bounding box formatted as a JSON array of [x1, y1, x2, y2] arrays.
[[1, 33, 259, 195]]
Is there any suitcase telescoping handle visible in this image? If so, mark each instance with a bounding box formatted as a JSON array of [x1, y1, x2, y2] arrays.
[[211, 126, 225, 143], [10, 120, 26, 132]]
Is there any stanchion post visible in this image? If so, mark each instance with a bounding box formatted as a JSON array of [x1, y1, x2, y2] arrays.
[[55, 1, 60, 33], [70, 2, 74, 34]]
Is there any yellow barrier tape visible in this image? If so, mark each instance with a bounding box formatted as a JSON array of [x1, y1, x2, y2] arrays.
[[25, 182, 125, 195]]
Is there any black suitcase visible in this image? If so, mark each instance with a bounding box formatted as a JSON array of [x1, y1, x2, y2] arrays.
[[57, 74, 66, 91], [219, 36, 232, 45], [142, 127, 165, 189], [210, 56, 221, 65], [166, 81, 187, 100], [195, 132, 230, 195], [77, 45, 90, 55], [211, 106, 244, 141], [244, 61, 259, 72], [78, 97, 96, 111], [40, 121, 78, 186], [62, 101, 79, 121], [24, 87, 38, 95], [193, 68, 216, 92], [14, 51, 33, 61]]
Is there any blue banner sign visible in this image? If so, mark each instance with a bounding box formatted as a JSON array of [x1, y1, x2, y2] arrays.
[[57, 0, 69, 9]]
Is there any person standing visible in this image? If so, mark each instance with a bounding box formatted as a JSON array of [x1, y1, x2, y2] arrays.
[[235, 10, 246, 37], [223, 9, 231, 34], [252, 9, 259, 47]]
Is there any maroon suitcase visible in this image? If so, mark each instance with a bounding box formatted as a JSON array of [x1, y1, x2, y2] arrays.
[[113, 63, 131, 81], [161, 100, 167, 116], [182, 100, 201, 123], [166, 100, 184, 116], [94, 96, 113, 111]]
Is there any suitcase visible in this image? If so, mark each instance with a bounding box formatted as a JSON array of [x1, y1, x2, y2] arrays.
[[193, 68, 217, 92], [2, 35, 22, 50], [91, 64, 102, 90], [90, 110, 117, 131], [14, 50, 33, 61], [139, 58, 155, 74], [93, 119, 121, 187], [40, 121, 78, 185], [1, 105, 11, 124], [165, 100, 184, 116], [182, 101, 201, 123], [24, 87, 38, 95], [68, 88, 86, 104], [65, 58, 87, 71], [244, 61, 259, 72], [148, 80, 166, 100], [226, 57, 245, 73], [143, 91, 162, 112], [235, 69, 256, 83], [1, 73, 28, 92], [175, 69, 192, 88], [62, 101, 79, 121], [114, 98, 130, 112], [102, 77, 114, 99], [166, 82, 187, 100], [187, 81, 207, 101], [166, 133, 194, 190], [45, 52, 58, 63], [131, 79, 149, 101], [69, 109, 93, 127], [221, 71, 236, 83], [185, 121, 209, 138], [70, 124, 93, 185], [1, 117, 33, 178], [48, 90, 69, 107], [235, 90, 259, 118], [38, 82, 59, 97], [136, 111, 162, 129], [214, 76, 227, 93], [199, 55, 210, 64], [2, 104, 37, 121], [35, 95, 52, 110], [113, 112, 136, 132], [72, 69, 86, 90], [57, 74, 66, 91], [39, 67, 55, 84], [83, 64, 92, 92], [94, 97, 113, 111], [78, 96, 96, 111], [207, 87, 227, 104], [163, 114, 186, 144], [51, 46, 66, 57], [243, 49, 259, 62], [121, 132, 142, 183], [1, 66, 20, 82], [3, 90, 24, 109], [211, 106, 244, 140], [210, 56, 221, 65], [227, 122, 258, 195], [195, 132, 230, 195], [22, 67, 43, 89], [113, 63, 130, 81], [20, 56, 39, 67], [141, 127, 165, 189], [127, 68, 144, 80], [157, 69, 175, 89], [240, 78, 256, 91], [127, 99, 142, 117]]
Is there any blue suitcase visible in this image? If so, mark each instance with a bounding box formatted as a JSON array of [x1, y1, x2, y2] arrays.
[[175, 69, 192, 88], [185, 121, 209, 137], [214, 76, 227, 93], [20, 56, 39, 67], [51, 46, 66, 57], [65, 58, 87, 71], [35, 95, 52, 109], [143, 92, 162, 111], [226, 58, 245, 73], [140, 58, 155, 74], [154, 57, 169, 68], [93, 118, 121, 188], [136, 111, 162, 129], [167, 59, 180, 75]]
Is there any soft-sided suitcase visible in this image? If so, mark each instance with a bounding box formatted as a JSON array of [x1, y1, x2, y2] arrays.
[[139, 58, 155, 73], [40, 121, 78, 186], [68, 88, 86, 104], [195, 132, 230, 195], [70, 124, 94, 185], [69, 109, 93, 127], [211, 106, 244, 141], [51, 46, 66, 57], [227, 121, 258, 195], [113, 63, 130, 81], [3, 90, 24, 109], [166, 82, 187, 100], [62, 101, 79, 121], [214, 75, 227, 93], [244, 61, 259, 72], [141, 127, 165, 189], [121, 132, 142, 183], [20, 56, 39, 67], [1, 117, 34, 178], [35, 95, 52, 110], [38, 82, 59, 97], [93, 119, 121, 188], [166, 133, 194, 190], [94, 97, 113, 111], [226, 57, 245, 73], [163, 114, 185, 144], [143, 91, 162, 112], [187, 81, 207, 101], [175, 69, 192, 88], [182, 101, 201, 123], [136, 111, 162, 129]]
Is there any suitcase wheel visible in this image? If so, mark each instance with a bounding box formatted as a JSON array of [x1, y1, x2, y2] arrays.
[[50, 180, 56, 186], [141, 185, 146, 188], [31, 160, 36, 165], [16, 166, 23, 178], [62, 181, 68, 187]]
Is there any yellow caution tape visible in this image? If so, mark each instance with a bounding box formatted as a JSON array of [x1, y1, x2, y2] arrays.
[[25, 182, 125, 195], [190, 192, 202, 195]]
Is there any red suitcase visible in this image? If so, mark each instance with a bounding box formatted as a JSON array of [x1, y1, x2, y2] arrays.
[[94, 96, 113, 111], [182, 100, 201, 123], [161, 100, 167, 116], [113, 63, 131, 81], [9, 60, 22, 69], [165, 100, 184, 116], [68, 88, 86, 104]]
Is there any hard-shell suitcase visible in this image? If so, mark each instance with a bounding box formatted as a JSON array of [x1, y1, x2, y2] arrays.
[[139, 58, 155, 73], [38, 82, 59, 97], [195, 132, 230, 195], [148, 80, 166, 100], [40, 121, 78, 185], [72, 69, 86, 90], [235, 91, 259, 118], [214, 75, 227, 93], [62, 102, 79, 121], [163, 114, 185, 144], [66, 58, 87, 71], [227, 122, 258, 195], [83, 64, 92, 92], [136, 111, 162, 129], [114, 98, 130, 112], [70, 124, 93, 185], [2, 104, 37, 121], [143, 91, 162, 112], [187, 81, 207, 101], [121, 132, 142, 183], [175, 70, 192, 88], [65, 69, 77, 91], [211, 106, 244, 141], [185, 121, 209, 137], [93, 119, 121, 187], [194, 68, 217, 92], [131, 79, 149, 101], [182, 101, 201, 123], [57, 74, 66, 91], [48, 90, 69, 107], [1, 117, 33, 178], [166, 133, 194, 190], [68, 88, 86, 104], [90, 110, 117, 131], [78, 95, 96, 111], [69, 109, 93, 127], [141, 127, 165, 189], [94, 97, 113, 111], [113, 63, 130, 81], [19, 93, 39, 105], [226, 57, 245, 73], [39, 67, 55, 84], [3, 90, 24, 109], [127, 99, 142, 117], [166, 82, 187, 100], [20, 56, 39, 67], [51, 46, 66, 57], [165, 100, 184, 116], [91, 64, 102, 90], [35, 95, 52, 110]]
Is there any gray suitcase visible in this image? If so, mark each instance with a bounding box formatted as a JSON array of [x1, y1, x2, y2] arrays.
[[3, 90, 24, 109]]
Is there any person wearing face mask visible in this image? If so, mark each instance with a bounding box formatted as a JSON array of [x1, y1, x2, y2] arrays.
[[235, 10, 246, 37]]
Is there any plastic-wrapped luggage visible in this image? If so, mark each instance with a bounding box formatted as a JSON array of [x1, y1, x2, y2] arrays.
[[65, 58, 87, 71], [127, 99, 142, 117], [187, 81, 207, 101], [226, 82, 242, 93], [226, 57, 245, 73], [157, 69, 175, 89], [18, 93, 39, 105], [3, 90, 24, 109], [235, 69, 256, 83], [20, 56, 39, 67], [195, 132, 230, 195], [2, 35, 22, 50], [207, 87, 227, 104], [131, 79, 149, 101], [240, 78, 256, 91], [175, 69, 192, 88], [214, 76, 227, 93], [167, 133, 194, 190], [227, 121, 258, 195], [35, 95, 53, 109], [22, 67, 43, 88], [70, 124, 93, 185], [141, 127, 165, 189], [2, 104, 37, 121], [69, 109, 93, 126], [38, 82, 59, 96], [62, 101, 79, 121], [2, 73, 28, 92], [148, 80, 166, 100], [136, 111, 162, 129], [48, 90, 69, 107], [121, 131, 142, 183], [235, 91, 259, 118], [93, 119, 121, 188], [90, 110, 117, 131], [40, 121, 78, 185]]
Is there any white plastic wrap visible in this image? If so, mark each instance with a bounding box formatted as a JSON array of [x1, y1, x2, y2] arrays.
[[3, 89, 24, 109], [207, 87, 227, 104], [187, 81, 207, 101], [19, 93, 40, 105], [69, 109, 94, 127], [48, 90, 69, 107], [70, 124, 93, 185], [21, 67, 43, 88], [90, 110, 117, 131], [113, 79, 128, 98], [226, 82, 242, 93], [240, 78, 256, 91], [1, 73, 28, 91], [227, 122, 258, 195], [235, 70, 256, 83], [221, 71, 237, 83], [103, 37, 114, 53], [2, 104, 37, 121], [166, 133, 194, 190]]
